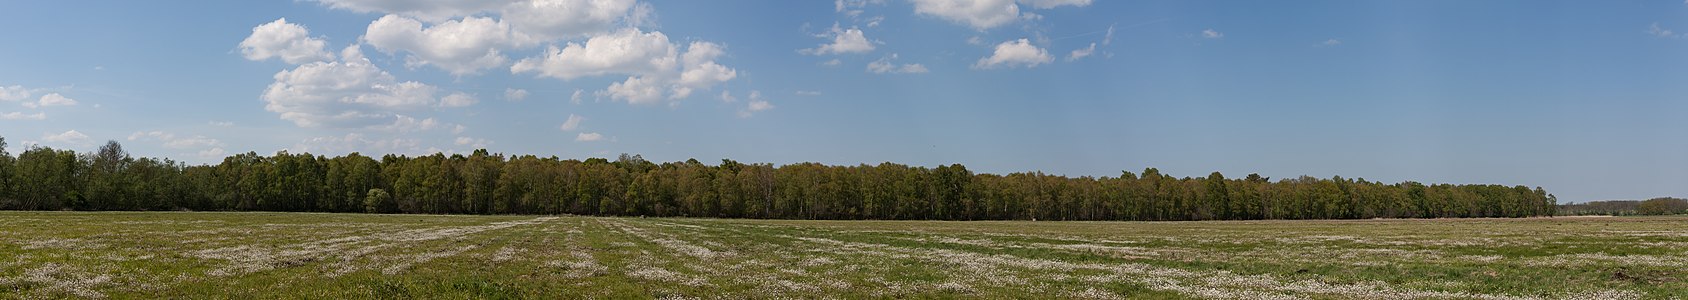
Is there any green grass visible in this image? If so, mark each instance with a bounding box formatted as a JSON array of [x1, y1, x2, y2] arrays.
[[0, 212, 1683, 299]]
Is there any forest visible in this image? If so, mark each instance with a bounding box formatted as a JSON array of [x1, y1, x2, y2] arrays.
[[1557, 198, 1688, 216], [0, 137, 1558, 220]]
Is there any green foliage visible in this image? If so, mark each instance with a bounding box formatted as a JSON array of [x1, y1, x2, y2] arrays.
[[365, 188, 391, 213], [1637, 197, 1688, 215], [0, 135, 1560, 220]]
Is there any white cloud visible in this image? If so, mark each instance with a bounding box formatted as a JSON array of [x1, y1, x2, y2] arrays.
[[0, 85, 30, 102], [240, 18, 336, 64], [719, 90, 737, 103], [1067, 42, 1095, 61], [867, 53, 929, 74], [738, 90, 773, 118], [973, 38, 1052, 69], [198, 148, 227, 159], [439, 92, 478, 107], [501, 0, 637, 40], [600, 75, 664, 104], [801, 24, 875, 55], [748, 99, 773, 111], [515, 29, 736, 105], [1319, 38, 1342, 46], [1, 111, 45, 120], [504, 88, 529, 101], [365, 15, 527, 75], [821, 58, 843, 67], [43, 130, 91, 146], [908, 0, 1088, 30], [796, 90, 822, 96], [1201, 28, 1224, 39], [33, 93, 78, 107], [128, 131, 225, 149], [452, 124, 467, 134], [454, 136, 492, 148], [560, 113, 583, 131], [512, 28, 677, 80], [575, 132, 603, 142], [1649, 23, 1680, 39], [208, 121, 235, 127], [1102, 25, 1115, 45], [372, 115, 441, 132], [308, 0, 517, 22], [864, 15, 885, 27], [910, 0, 1019, 30], [569, 89, 584, 104], [261, 44, 451, 128], [1017, 0, 1091, 9], [673, 42, 737, 99]]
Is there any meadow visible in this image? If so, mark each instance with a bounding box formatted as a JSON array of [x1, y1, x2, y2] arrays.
[[0, 212, 1683, 299]]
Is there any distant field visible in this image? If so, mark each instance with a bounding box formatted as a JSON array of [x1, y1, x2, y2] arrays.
[[0, 212, 1683, 299]]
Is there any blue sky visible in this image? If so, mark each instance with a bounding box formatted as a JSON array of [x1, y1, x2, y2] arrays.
[[2, 0, 1686, 203]]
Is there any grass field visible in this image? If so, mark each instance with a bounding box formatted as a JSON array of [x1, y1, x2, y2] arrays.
[[0, 212, 1683, 299]]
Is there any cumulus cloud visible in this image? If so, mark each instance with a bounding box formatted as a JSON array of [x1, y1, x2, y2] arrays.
[[514, 29, 736, 105], [364, 15, 529, 75], [909, 0, 1088, 30], [672, 41, 737, 99], [559, 113, 583, 131], [511, 28, 676, 80], [501, 0, 638, 40], [973, 38, 1052, 69], [260, 44, 458, 128], [575, 132, 603, 142], [1, 111, 46, 120], [801, 24, 875, 55], [737, 90, 773, 118], [439, 92, 478, 107], [313, 0, 637, 37], [453, 136, 492, 148], [0, 85, 30, 102], [25, 93, 79, 108], [1319, 38, 1342, 47], [240, 18, 336, 64], [504, 88, 529, 101], [911, 0, 1019, 30], [867, 53, 929, 74], [1201, 28, 1224, 39], [371, 115, 441, 132], [198, 148, 227, 159], [1066, 42, 1095, 61], [601, 76, 665, 104], [309, 0, 517, 22], [43, 130, 91, 146], [127, 131, 225, 149]]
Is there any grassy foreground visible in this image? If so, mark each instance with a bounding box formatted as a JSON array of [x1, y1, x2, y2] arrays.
[[0, 212, 1683, 299]]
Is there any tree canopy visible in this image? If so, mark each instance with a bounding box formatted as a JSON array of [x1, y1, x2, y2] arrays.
[[0, 138, 1559, 220]]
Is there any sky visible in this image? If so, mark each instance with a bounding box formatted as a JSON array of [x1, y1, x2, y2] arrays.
[[1, 0, 1686, 203]]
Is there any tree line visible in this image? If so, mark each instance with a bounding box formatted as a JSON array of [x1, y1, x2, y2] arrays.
[[1558, 198, 1688, 216], [0, 137, 1559, 220]]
